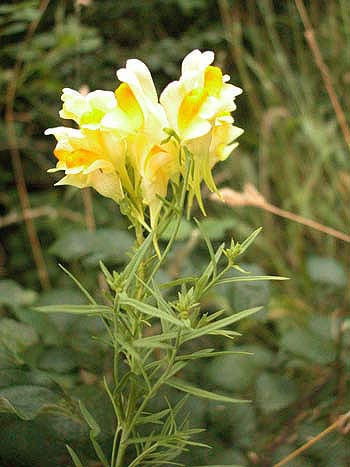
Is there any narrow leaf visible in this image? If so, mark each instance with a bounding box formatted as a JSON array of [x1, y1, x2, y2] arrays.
[[182, 307, 261, 343], [99, 260, 114, 283], [166, 378, 249, 403], [160, 276, 196, 290], [134, 331, 178, 348], [91, 438, 110, 467], [124, 232, 154, 289], [137, 408, 171, 425], [33, 304, 111, 316], [66, 445, 84, 467], [215, 275, 288, 286], [79, 402, 109, 467], [239, 227, 262, 255], [59, 264, 96, 304], [119, 293, 184, 326], [126, 429, 202, 445], [79, 400, 101, 437], [177, 349, 252, 361], [166, 361, 188, 378], [201, 243, 225, 280]]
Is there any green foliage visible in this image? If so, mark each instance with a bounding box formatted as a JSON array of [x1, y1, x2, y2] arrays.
[[306, 255, 347, 287], [0, 280, 37, 307], [256, 372, 298, 413], [50, 229, 134, 266]]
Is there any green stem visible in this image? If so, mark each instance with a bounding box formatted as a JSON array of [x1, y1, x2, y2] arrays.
[[105, 378, 121, 467], [135, 222, 144, 248], [114, 371, 137, 467], [114, 431, 127, 467], [202, 263, 231, 296], [112, 150, 191, 467], [113, 222, 145, 467], [123, 330, 182, 447], [148, 150, 193, 284], [127, 443, 159, 467]]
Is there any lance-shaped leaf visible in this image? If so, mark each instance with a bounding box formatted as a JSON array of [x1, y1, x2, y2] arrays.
[[215, 275, 288, 286], [239, 227, 262, 255], [79, 401, 109, 467], [166, 378, 249, 403], [66, 445, 84, 467], [123, 231, 154, 289], [194, 218, 217, 277], [33, 304, 111, 316], [176, 348, 252, 361], [134, 331, 179, 348], [197, 243, 225, 294], [160, 276, 196, 290], [182, 306, 261, 343], [59, 264, 96, 304], [119, 293, 184, 326]]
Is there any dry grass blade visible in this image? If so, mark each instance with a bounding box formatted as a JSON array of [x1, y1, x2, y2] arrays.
[[295, 0, 350, 147], [211, 184, 350, 243], [82, 188, 96, 232], [272, 410, 350, 467], [5, 0, 51, 289], [0, 207, 84, 228], [218, 0, 263, 119]]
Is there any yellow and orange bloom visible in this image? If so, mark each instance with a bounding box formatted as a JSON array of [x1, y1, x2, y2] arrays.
[[160, 49, 243, 211], [44, 126, 124, 202], [45, 50, 243, 226], [160, 50, 242, 141]]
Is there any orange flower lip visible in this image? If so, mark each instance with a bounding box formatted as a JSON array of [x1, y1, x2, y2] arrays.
[[177, 66, 223, 133], [54, 148, 97, 168], [114, 83, 144, 129], [178, 87, 208, 133]]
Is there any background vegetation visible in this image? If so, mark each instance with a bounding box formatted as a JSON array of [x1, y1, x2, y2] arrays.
[[0, 0, 349, 466]]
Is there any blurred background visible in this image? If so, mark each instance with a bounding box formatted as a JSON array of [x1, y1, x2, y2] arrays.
[[0, 0, 349, 466]]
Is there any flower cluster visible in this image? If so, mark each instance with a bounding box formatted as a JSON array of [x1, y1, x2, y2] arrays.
[[45, 50, 243, 227]]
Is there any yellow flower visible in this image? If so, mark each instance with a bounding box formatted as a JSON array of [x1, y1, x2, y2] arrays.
[[44, 126, 124, 202], [142, 140, 180, 226], [160, 49, 243, 211], [45, 50, 243, 226], [102, 59, 167, 140], [60, 88, 117, 128], [46, 60, 177, 228], [160, 49, 242, 141], [102, 58, 177, 226], [209, 123, 244, 165]]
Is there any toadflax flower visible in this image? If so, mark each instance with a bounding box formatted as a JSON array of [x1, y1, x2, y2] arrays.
[[45, 50, 243, 226], [45, 88, 127, 205], [44, 126, 124, 203], [160, 49, 243, 211], [103, 58, 179, 225], [45, 62, 176, 227]]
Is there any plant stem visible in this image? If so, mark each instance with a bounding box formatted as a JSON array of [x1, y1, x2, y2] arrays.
[[112, 151, 191, 467], [113, 221, 146, 467], [114, 431, 127, 467], [123, 330, 182, 445], [114, 332, 182, 467], [148, 150, 193, 283]]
